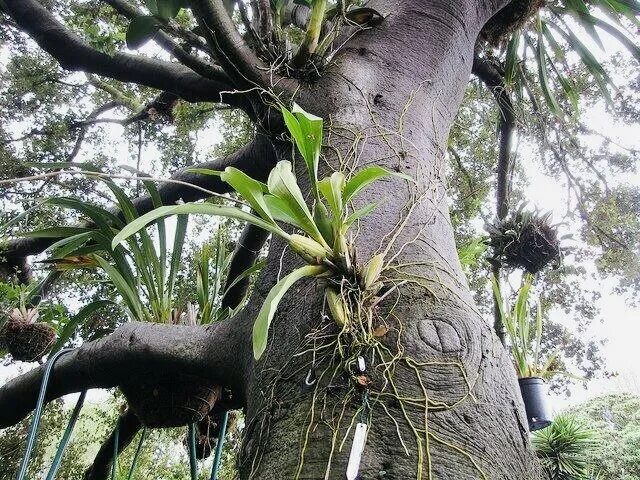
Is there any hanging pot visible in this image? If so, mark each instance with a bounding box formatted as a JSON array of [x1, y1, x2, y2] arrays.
[[518, 377, 552, 431]]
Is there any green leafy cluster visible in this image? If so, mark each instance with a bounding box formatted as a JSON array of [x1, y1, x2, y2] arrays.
[[502, 0, 640, 118], [126, 0, 186, 49], [112, 104, 408, 359], [533, 414, 598, 480], [564, 393, 640, 480], [491, 273, 565, 379]]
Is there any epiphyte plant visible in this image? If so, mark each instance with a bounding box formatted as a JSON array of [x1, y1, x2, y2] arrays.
[[113, 103, 411, 359]]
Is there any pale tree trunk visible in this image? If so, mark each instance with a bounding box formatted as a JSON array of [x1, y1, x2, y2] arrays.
[[237, 2, 540, 479]]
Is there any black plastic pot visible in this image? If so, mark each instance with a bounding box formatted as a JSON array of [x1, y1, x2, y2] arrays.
[[518, 377, 552, 431]]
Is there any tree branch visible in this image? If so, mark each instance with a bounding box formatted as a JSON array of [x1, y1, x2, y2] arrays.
[[100, 0, 230, 84], [472, 55, 516, 221], [472, 55, 517, 346], [3, 0, 248, 109], [190, 0, 296, 91], [0, 320, 247, 428], [0, 134, 277, 265], [84, 409, 142, 480], [221, 223, 270, 310]]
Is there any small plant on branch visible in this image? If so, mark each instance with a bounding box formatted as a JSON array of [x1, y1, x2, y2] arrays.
[[112, 104, 410, 358], [0, 284, 56, 362], [486, 206, 562, 274]]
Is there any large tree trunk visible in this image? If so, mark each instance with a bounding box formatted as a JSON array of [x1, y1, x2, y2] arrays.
[[237, 2, 540, 479]]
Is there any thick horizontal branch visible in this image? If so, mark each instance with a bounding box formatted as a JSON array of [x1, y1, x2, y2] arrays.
[[100, 0, 229, 84], [0, 320, 247, 428], [3, 0, 249, 109], [1, 134, 277, 263]]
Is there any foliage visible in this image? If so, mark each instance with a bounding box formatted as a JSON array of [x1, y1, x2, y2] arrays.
[[113, 104, 409, 358], [195, 230, 262, 324], [486, 206, 562, 274], [532, 414, 597, 480], [563, 393, 640, 479], [492, 273, 564, 379]]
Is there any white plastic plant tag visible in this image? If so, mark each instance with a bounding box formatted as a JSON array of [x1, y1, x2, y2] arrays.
[[346, 422, 368, 480], [357, 356, 366, 373]]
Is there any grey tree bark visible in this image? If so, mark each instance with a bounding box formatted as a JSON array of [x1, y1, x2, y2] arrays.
[[236, 2, 540, 478]]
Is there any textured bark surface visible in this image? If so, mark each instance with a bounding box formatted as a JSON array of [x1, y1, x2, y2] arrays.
[[236, 2, 541, 479]]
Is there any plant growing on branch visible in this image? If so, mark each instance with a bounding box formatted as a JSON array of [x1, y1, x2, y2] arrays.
[[113, 104, 410, 358]]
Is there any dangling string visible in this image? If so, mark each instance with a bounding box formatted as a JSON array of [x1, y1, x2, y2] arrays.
[[44, 390, 87, 480], [126, 427, 148, 480], [16, 348, 73, 480], [210, 411, 229, 480], [111, 418, 120, 480], [188, 423, 198, 480]]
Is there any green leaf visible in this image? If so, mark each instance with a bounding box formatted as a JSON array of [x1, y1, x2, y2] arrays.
[[51, 300, 112, 353], [185, 167, 223, 176], [267, 160, 324, 243], [318, 171, 345, 219], [220, 167, 275, 224], [343, 203, 377, 231], [343, 166, 409, 204], [0, 202, 46, 234], [564, 0, 605, 50], [156, 0, 183, 19], [19, 227, 92, 238], [112, 203, 288, 250], [536, 20, 563, 117], [546, 18, 615, 105], [457, 238, 488, 267], [221, 260, 265, 298], [126, 16, 160, 49], [281, 104, 323, 195], [144, 0, 159, 15], [504, 33, 521, 87], [252, 265, 326, 359], [166, 215, 188, 302], [94, 255, 146, 321], [313, 202, 334, 245]]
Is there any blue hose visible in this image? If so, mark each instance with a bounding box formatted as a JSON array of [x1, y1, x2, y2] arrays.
[[16, 348, 73, 480], [44, 390, 87, 480], [210, 411, 229, 480]]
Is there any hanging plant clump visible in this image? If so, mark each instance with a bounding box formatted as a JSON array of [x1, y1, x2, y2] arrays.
[[486, 207, 561, 274], [0, 308, 56, 362]]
